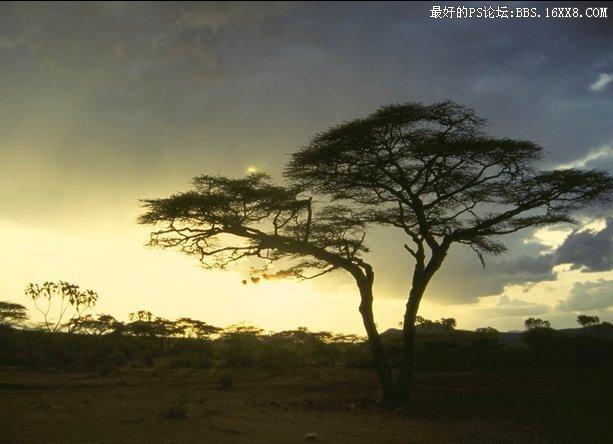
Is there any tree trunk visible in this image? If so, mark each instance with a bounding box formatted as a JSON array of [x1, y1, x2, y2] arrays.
[[397, 281, 424, 402], [397, 246, 448, 403], [357, 279, 396, 406]]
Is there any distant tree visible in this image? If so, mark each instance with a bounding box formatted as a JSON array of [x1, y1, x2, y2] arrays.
[[68, 314, 122, 335], [332, 333, 364, 344], [219, 323, 265, 366], [475, 326, 499, 336], [472, 327, 502, 358], [129, 310, 153, 323], [286, 101, 612, 402], [415, 316, 432, 327], [126, 311, 180, 338], [576, 315, 600, 328], [524, 317, 551, 330], [125, 311, 182, 351], [440, 317, 457, 332], [220, 323, 264, 338], [175, 317, 222, 339], [25, 281, 98, 332], [0, 301, 29, 327]]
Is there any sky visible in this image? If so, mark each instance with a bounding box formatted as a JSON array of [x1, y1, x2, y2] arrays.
[[0, 1, 612, 334]]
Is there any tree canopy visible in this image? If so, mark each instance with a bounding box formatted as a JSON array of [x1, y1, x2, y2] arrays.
[[138, 172, 372, 282], [286, 101, 612, 266], [0, 301, 29, 327], [25, 281, 98, 333]]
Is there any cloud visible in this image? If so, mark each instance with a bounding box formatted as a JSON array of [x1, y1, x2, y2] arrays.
[[555, 218, 613, 272], [557, 280, 613, 311], [590, 73, 613, 92], [556, 144, 613, 170], [495, 254, 555, 277], [151, 2, 292, 79], [480, 295, 549, 317], [426, 216, 612, 306]]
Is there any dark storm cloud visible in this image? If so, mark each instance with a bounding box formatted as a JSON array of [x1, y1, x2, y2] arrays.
[[0, 2, 611, 306], [555, 218, 613, 272], [495, 254, 556, 277], [423, 215, 612, 304], [467, 216, 612, 303]]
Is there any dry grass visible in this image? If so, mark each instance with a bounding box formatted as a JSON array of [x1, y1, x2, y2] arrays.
[[0, 367, 610, 443]]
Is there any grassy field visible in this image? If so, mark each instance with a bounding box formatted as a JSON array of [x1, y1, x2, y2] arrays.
[[1, 367, 611, 443]]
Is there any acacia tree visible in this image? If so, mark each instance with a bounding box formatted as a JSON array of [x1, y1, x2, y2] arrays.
[[68, 314, 122, 335], [25, 281, 98, 333], [0, 301, 29, 327], [524, 317, 551, 330], [137, 173, 398, 401], [286, 101, 613, 401], [576, 314, 600, 328], [175, 317, 222, 339]]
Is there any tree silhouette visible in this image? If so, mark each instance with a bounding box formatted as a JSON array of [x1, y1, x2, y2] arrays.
[[137, 174, 398, 400], [286, 101, 613, 401], [25, 281, 98, 333], [68, 314, 122, 335], [440, 317, 457, 333], [0, 301, 29, 327], [175, 317, 222, 339], [576, 314, 600, 328], [524, 317, 551, 330]]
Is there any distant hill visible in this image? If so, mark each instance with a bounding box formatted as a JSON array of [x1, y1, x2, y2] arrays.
[[381, 323, 613, 346]]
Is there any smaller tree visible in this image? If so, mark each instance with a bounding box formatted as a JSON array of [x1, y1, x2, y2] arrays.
[[415, 316, 436, 332], [524, 317, 551, 330], [25, 281, 98, 332], [175, 317, 222, 339], [0, 301, 29, 327], [220, 323, 264, 366], [126, 311, 178, 337], [440, 318, 457, 333], [68, 314, 122, 335], [475, 326, 500, 336], [576, 315, 600, 328]]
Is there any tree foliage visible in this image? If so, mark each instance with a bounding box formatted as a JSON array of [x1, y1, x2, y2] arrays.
[[25, 281, 98, 332], [286, 101, 612, 267], [68, 314, 121, 335], [175, 317, 222, 339], [138, 173, 371, 282], [577, 315, 600, 328], [0, 301, 29, 327], [524, 317, 551, 330]]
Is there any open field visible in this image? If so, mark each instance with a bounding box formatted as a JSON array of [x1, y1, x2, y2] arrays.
[[1, 367, 611, 443]]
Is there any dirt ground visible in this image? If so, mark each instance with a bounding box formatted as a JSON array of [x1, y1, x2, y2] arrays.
[[1, 367, 610, 443]]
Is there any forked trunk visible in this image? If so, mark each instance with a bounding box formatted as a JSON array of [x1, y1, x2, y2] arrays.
[[397, 246, 447, 403]]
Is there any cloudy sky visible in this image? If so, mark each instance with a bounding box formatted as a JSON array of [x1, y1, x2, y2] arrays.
[[0, 1, 611, 333]]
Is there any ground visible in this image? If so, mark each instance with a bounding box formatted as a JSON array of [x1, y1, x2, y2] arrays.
[[1, 367, 610, 443]]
